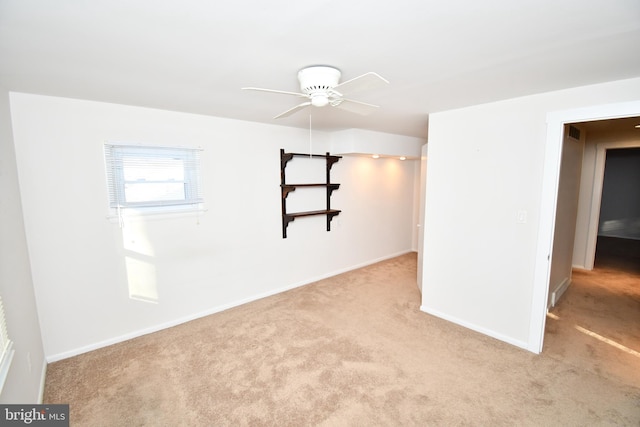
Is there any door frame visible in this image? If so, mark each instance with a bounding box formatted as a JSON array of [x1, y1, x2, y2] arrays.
[[416, 143, 428, 292], [528, 100, 640, 354]]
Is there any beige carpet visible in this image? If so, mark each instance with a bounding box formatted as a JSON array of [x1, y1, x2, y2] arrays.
[[45, 253, 640, 426]]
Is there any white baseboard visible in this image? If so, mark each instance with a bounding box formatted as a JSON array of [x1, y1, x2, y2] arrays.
[[47, 250, 414, 362], [419, 305, 531, 353], [549, 277, 571, 308]]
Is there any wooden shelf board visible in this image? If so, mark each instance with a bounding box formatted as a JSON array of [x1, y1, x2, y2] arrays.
[[286, 209, 341, 218]]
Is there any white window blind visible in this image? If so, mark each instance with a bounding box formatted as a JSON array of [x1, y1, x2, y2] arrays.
[[104, 143, 204, 213], [0, 296, 15, 394]]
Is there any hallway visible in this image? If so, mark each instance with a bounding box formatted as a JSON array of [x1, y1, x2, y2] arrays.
[[544, 236, 639, 393]]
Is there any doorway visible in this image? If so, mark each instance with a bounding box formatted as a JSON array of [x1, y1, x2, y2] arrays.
[[549, 119, 640, 307], [573, 119, 640, 272], [530, 101, 640, 354]]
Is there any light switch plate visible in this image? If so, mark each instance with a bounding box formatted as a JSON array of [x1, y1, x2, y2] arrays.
[[516, 210, 527, 224]]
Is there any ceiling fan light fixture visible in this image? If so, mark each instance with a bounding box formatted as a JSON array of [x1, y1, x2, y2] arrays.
[[311, 94, 329, 107]]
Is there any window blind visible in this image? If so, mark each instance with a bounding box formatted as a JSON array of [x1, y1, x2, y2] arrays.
[[104, 143, 204, 210], [0, 296, 15, 393]]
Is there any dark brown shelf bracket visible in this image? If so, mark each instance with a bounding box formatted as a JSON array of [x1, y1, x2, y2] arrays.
[[281, 150, 294, 164], [326, 210, 340, 231], [327, 183, 340, 197], [327, 156, 340, 171], [282, 215, 296, 239], [281, 185, 296, 199]]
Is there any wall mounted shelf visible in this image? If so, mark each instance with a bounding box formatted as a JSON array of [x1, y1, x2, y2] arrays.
[[280, 149, 342, 238]]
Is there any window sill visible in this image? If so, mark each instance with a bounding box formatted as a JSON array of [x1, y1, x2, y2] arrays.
[[107, 206, 207, 223]]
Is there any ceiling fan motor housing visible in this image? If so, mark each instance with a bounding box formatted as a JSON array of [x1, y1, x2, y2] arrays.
[[298, 66, 341, 107]]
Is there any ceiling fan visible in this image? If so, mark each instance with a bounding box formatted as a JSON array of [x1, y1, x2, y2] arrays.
[[242, 65, 389, 119]]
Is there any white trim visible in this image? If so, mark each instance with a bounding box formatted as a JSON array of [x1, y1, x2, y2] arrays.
[[528, 114, 564, 354], [105, 140, 204, 151], [46, 250, 414, 362], [549, 277, 570, 308], [531, 100, 640, 354], [419, 306, 529, 351]]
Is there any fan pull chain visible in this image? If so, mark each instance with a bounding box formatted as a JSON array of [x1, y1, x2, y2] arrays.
[[309, 114, 312, 157]]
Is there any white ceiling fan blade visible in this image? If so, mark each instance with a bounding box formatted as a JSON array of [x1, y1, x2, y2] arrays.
[[333, 98, 379, 115], [332, 72, 389, 96], [242, 87, 308, 98], [274, 101, 312, 119]]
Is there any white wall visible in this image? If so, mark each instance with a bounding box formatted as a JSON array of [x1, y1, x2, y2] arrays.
[[421, 77, 640, 351], [9, 93, 417, 361], [331, 128, 424, 159], [0, 89, 46, 402], [411, 152, 424, 254], [547, 125, 584, 307]]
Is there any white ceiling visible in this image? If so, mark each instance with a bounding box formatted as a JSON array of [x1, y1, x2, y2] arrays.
[[1, 0, 639, 139]]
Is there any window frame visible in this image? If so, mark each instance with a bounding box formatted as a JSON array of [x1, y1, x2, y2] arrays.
[[0, 296, 15, 394], [104, 143, 204, 217]]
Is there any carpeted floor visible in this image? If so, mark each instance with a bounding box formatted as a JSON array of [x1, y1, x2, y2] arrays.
[[44, 252, 640, 426]]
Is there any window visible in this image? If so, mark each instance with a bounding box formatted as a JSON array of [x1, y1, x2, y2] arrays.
[[104, 143, 204, 214], [0, 296, 15, 394]]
